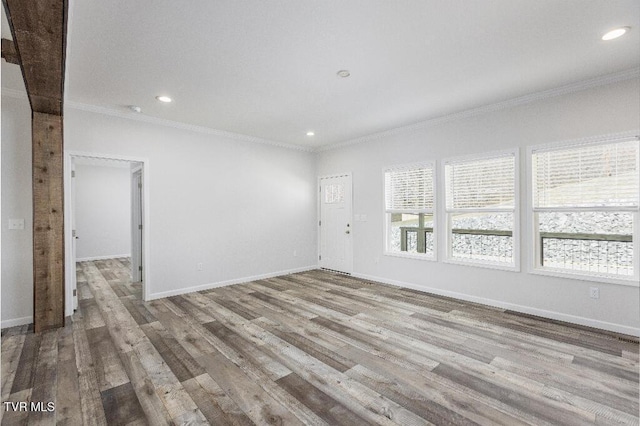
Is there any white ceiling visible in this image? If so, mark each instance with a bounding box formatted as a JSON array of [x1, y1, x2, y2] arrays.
[[2, 1, 639, 148]]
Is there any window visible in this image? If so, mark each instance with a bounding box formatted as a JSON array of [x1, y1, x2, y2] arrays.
[[384, 163, 435, 258], [531, 137, 639, 283], [325, 183, 344, 204], [444, 151, 518, 269]]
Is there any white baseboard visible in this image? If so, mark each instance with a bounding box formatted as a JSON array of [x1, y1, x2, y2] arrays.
[[1, 316, 33, 329], [353, 272, 640, 337], [147, 265, 318, 301], [77, 254, 131, 262]]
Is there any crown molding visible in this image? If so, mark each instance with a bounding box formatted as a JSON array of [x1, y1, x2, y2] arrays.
[[316, 67, 640, 153], [64, 101, 314, 152], [4, 67, 638, 154], [1, 88, 313, 152]]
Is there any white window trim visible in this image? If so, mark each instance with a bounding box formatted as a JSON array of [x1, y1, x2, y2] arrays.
[[382, 161, 437, 261], [442, 148, 520, 272], [527, 133, 640, 286]]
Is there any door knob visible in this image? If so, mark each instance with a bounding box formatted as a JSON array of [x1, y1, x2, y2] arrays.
[[345, 230, 350, 234]]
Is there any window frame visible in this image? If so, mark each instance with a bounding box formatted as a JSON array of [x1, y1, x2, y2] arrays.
[[383, 161, 437, 261], [528, 135, 640, 286], [443, 148, 520, 271]]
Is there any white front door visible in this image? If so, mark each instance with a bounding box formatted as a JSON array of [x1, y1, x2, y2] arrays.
[[319, 174, 353, 273]]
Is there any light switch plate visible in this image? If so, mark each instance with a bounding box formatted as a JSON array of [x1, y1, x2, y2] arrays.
[[8, 219, 25, 230]]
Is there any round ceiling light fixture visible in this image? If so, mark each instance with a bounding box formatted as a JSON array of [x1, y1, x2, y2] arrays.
[[129, 105, 142, 113], [602, 27, 630, 41], [306, 131, 315, 136], [156, 95, 172, 103], [336, 70, 351, 78]]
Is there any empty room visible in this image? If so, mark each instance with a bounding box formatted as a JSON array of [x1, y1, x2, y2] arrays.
[[1, 1, 639, 425]]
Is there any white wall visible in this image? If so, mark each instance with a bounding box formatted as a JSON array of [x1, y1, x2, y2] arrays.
[[1, 95, 33, 327], [63, 107, 318, 300], [317, 78, 640, 335], [75, 164, 131, 260], [1, 95, 317, 325], [2, 78, 638, 333]]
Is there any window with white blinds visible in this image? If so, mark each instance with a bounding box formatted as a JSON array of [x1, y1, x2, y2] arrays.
[[531, 137, 639, 282], [385, 165, 434, 212], [533, 140, 639, 209], [444, 151, 518, 268], [446, 154, 515, 210], [384, 163, 435, 258]]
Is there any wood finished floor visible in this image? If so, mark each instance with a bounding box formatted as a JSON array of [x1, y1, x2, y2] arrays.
[[1, 259, 639, 425]]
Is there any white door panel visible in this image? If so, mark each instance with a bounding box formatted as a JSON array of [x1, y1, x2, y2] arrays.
[[131, 169, 143, 282], [319, 174, 352, 273], [71, 160, 78, 310]]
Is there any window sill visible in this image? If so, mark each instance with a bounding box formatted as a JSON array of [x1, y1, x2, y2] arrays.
[[443, 257, 520, 272], [529, 267, 639, 287], [384, 251, 437, 261]]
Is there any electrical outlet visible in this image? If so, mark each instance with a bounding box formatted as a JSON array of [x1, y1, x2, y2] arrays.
[[293, 250, 298, 257], [197, 262, 203, 271], [589, 287, 599, 299]]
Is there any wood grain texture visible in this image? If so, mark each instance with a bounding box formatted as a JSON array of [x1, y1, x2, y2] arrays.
[[1, 260, 638, 425], [1, 38, 19, 64], [4, 0, 68, 333], [0, 328, 26, 424], [2, 0, 67, 114], [32, 112, 65, 332]]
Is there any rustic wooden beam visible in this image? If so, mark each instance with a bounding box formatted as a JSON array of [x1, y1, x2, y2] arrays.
[[1, 37, 20, 64], [32, 112, 65, 332], [2, 0, 68, 115], [3, 0, 68, 331]]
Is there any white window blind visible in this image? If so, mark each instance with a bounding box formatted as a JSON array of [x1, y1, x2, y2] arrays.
[[445, 154, 515, 210], [533, 139, 639, 209], [385, 165, 434, 212]]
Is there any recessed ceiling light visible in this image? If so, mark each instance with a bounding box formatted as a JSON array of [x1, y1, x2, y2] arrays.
[[306, 131, 315, 136], [156, 95, 172, 103], [602, 27, 630, 41], [336, 70, 351, 78]]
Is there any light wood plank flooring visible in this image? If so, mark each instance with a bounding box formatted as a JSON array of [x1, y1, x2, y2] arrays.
[[2, 258, 638, 425]]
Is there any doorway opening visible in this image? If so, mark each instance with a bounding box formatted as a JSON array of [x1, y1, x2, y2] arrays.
[[64, 152, 150, 317]]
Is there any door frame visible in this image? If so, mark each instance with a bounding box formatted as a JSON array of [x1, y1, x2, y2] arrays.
[[64, 150, 151, 317], [317, 172, 353, 274]]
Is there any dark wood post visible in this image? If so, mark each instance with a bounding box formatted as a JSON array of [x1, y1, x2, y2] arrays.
[[3, 0, 69, 331], [32, 112, 65, 331]]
